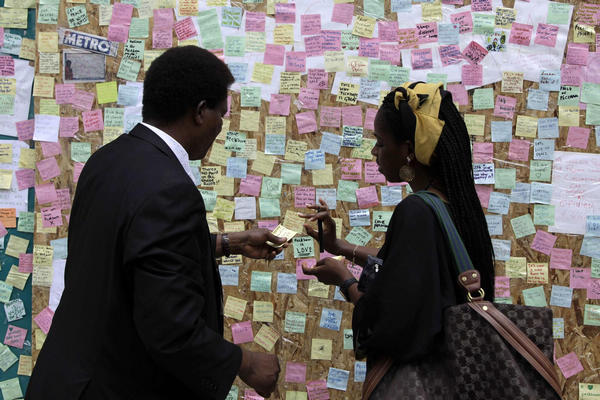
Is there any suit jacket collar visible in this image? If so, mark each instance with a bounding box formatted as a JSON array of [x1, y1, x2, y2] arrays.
[[129, 123, 179, 161]]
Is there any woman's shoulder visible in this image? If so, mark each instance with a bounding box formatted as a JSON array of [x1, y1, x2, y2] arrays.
[[393, 193, 438, 218]]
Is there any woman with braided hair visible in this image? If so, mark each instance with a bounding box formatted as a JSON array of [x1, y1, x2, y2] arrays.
[[299, 82, 494, 399]]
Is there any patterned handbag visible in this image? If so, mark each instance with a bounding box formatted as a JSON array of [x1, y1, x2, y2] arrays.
[[362, 191, 563, 400]]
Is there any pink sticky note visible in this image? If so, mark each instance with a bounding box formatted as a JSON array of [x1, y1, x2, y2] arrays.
[[509, 22, 533, 46], [41, 142, 61, 158], [588, 279, 600, 299], [356, 185, 379, 208], [446, 83, 469, 105], [244, 389, 264, 400], [364, 108, 377, 130], [152, 29, 172, 49], [364, 162, 386, 183], [35, 183, 58, 204], [531, 230, 557, 255], [71, 90, 95, 111], [108, 24, 130, 43], [462, 64, 483, 86], [304, 35, 324, 57], [4, 325, 27, 349], [285, 51, 306, 73], [268, 94, 291, 116], [245, 11, 266, 32], [378, 21, 398, 41], [0, 28, 4, 48], [535, 24, 559, 47], [341, 158, 361, 180], [306, 380, 329, 400], [450, 11, 473, 34], [153, 8, 174, 30], [342, 106, 363, 127], [462, 41, 488, 65], [301, 14, 321, 36], [358, 38, 379, 58], [379, 44, 401, 65], [264, 44, 285, 66], [556, 352, 584, 379], [40, 206, 63, 228], [550, 248, 572, 270], [494, 95, 517, 119], [0, 56, 14, 76], [475, 184, 492, 208], [73, 162, 85, 183], [55, 83, 75, 105], [34, 307, 55, 335], [296, 111, 317, 134], [560, 64, 583, 86], [331, 3, 354, 25], [398, 28, 419, 49], [36, 157, 61, 182], [566, 43, 589, 66], [307, 69, 328, 90], [53, 188, 72, 210], [285, 362, 307, 383], [59, 117, 79, 138], [18, 253, 33, 274], [15, 119, 34, 141], [347, 262, 363, 280], [319, 106, 341, 127], [110, 2, 133, 26], [296, 259, 317, 280], [472, 142, 493, 163], [240, 175, 262, 196], [174, 17, 197, 41], [321, 30, 341, 51], [567, 126, 590, 149], [0, 221, 7, 238], [438, 45, 462, 67], [494, 276, 511, 298], [231, 321, 253, 344], [257, 220, 279, 231], [416, 22, 438, 44], [298, 88, 319, 110], [471, 0, 492, 11], [15, 169, 34, 191], [570, 268, 591, 289], [508, 139, 530, 161], [275, 3, 295, 24], [411, 48, 433, 70], [295, 186, 316, 208], [82, 109, 104, 132]]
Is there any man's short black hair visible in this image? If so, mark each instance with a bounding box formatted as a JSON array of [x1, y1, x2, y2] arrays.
[[142, 46, 234, 123]]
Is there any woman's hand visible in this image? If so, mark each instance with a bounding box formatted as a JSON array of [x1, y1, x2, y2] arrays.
[[298, 198, 341, 255], [301, 257, 354, 286]]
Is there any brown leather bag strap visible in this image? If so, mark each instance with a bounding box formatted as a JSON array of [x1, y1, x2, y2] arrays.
[[362, 356, 394, 400], [468, 301, 563, 398]]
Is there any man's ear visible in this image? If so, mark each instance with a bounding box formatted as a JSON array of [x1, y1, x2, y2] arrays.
[[194, 100, 207, 125]]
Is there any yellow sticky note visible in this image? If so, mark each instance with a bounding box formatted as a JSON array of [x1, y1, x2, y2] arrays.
[[5, 235, 29, 259], [33, 245, 53, 267], [505, 257, 527, 279], [207, 0, 227, 6], [33, 264, 52, 287], [252, 63, 274, 84], [285, 140, 307, 162], [208, 142, 231, 166], [324, 50, 345, 72], [311, 338, 332, 360], [32, 75, 54, 98], [34, 329, 46, 350], [421, 0, 443, 22], [223, 221, 245, 232], [286, 391, 308, 400], [265, 116, 286, 134], [178, 39, 199, 47], [352, 15, 376, 38], [19, 38, 35, 60], [515, 115, 538, 138], [526, 262, 548, 284], [239, 110, 260, 132], [143, 50, 165, 72], [501, 71, 524, 93], [464, 114, 485, 136], [346, 56, 369, 76], [558, 105, 580, 127], [5, 0, 36, 7], [251, 152, 275, 175], [38, 53, 60, 75], [224, 296, 246, 320], [200, 166, 221, 187], [336, 82, 359, 105], [266, 224, 296, 247], [312, 164, 333, 185], [0, 169, 12, 190], [333, 217, 343, 239], [103, 127, 123, 145], [96, 81, 118, 104], [36, 213, 56, 234], [253, 300, 274, 322], [308, 279, 330, 298], [0, 8, 27, 28], [273, 24, 294, 45], [238, 138, 257, 160], [216, 119, 230, 141], [39, 98, 59, 115], [17, 355, 32, 376], [18, 148, 36, 169], [37, 32, 58, 53], [574, 23, 595, 43], [213, 197, 235, 221], [495, 7, 516, 29], [280, 72, 301, 94], [0, 144, 12, 163], [0, 78, 16, 95], [206, 214, 219, 233], [178, 0, 198, 15], [5, 265, 29, 290], [283, 210, 305, 233], [215, 176, 234, 196], [254, 325, 279, 351], [246, 32, 266, 53], [221, 254, 242, 265]]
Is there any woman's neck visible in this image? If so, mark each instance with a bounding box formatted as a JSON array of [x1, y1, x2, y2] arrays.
[[410, 165, 448, 202]]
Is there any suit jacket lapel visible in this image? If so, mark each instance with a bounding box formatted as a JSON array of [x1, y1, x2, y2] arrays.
[[129, 123, 179, 162]]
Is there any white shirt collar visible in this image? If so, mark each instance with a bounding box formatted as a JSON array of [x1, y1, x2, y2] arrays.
[[140, 122, 195, 183]]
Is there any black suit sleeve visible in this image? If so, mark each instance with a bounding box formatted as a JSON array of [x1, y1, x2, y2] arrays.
[[123, 181, 241, 398]]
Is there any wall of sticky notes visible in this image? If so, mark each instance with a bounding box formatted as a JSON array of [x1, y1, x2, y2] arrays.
[[8, 0, 599, 398]]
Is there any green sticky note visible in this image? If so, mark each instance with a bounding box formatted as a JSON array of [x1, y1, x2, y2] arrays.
[[261, 177, 282, 199], [66, 5, 89, 28], [581, 82, 600, 105], [558, 85, 579, 106], [225, 36, 245, 57], [368, 60, 390, 82], [240, 86, 261, 107], [494, 168, 516, 189], [341, 30, 359, 51], [293, 236, 315, 258], [189, 159, 202, 168], [388, 66, 410, 87], [259, 197, 281, 217], [592, 258, 600, 279], [225, 386, 238, 400], [199, 189, 217, 211], [494, 297, 513, 304], [345, 227, 373, 246], [129, 17, 149, 38], [473, 88, 494, 110], [17, 211, 34, 233], [338, 180, 358, 202], [586, 103, 600, 125], [0, 282, 12, 304], [343, 329, 353, 350], [284, 311, 306, 333], [250, 271, 272, 292], [71, 142, 91, 162], [281, 163, 301, 185], [104, 107, 124, 128], [530, 160, 552, 182], [123, 39, 145, 60], [522, 286, 547, 307], [117, 58, 141, 81], [533, 204, 555, 226], [0, 377, 22, 400], [584, 304, 600, 326], [427, 73, 447, 90], [38, 4, 60, 24], [547, 1, 572, 25], [473, 13, 496, 35], [225, 131, 246, 152], [0, 95, 14, 115], [351, 138, 375, 160], [198, 9, 224, 50], [222, 7, 242, 29], [364, 0, 384, 18], [511, 214, 536, 238], [373, 211, 393, 232]]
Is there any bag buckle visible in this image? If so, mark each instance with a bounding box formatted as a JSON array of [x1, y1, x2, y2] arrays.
[[466, 288, 485, 302]]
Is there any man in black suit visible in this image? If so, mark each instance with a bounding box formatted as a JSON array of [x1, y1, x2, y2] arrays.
[[27, 46, 284, 400]]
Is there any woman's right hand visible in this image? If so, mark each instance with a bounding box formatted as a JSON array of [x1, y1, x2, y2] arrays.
[[298, 198, 341, 255]]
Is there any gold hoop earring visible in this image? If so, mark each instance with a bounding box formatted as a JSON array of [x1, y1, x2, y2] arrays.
[[398, 156, 415, 182]]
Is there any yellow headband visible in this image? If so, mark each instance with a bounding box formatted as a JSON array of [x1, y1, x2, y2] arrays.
[[393, 82, 445, 166]]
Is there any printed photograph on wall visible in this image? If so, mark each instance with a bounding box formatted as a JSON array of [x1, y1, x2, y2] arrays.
[[62, 50, 106, 83]]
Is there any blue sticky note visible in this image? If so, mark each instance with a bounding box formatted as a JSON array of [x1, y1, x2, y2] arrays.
[[549, 285, 573, 308], [349, 209, 370, 226], [438, 23, 460, 45], [250, 271, 272, 292], [581, 235, 600, 259], [530, 182, 553, 204], [490, 121, 513, 143], [199, 189, 217, 211], [539, 70, 561, 91], [305, 150, 325, 170], [485, 214, 503, 236], [487, 192, 511, 215], [491, 239, 511, 261], [473, 163, 495, 184], [50, 237, 68, 260], [276, 272, 297, 294], [381, 186, 403, 206], [327, 367, 350, 391], [391, 0, 411, 12], [265, 134, 285, 155], [510, 183, 531, 204], [124, 112, 142, 133], [226, 157, 247, 179], [219, 265, 239, 286], [315, 188, 337, 210], [333, 286, 346, 301], [527, 89, 549, 111], [354, 362, 367, 382], [538, 118, 559, 138], [320, 308, 343, 331], [117, 85, 140, 106], [342, 126, 363, 147], [553, 318, 565, 339], [228, 63, 248, 83], [533, 139, 555, 160], [587, 216, 600, 237], [596, 126, 600, 146], [320, 131, 342, 155]]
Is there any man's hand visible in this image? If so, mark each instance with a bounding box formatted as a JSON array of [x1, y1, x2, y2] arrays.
[[301, 257, 354, 286], [238, 349, 280, 398], [228, 229, 288, 260]]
